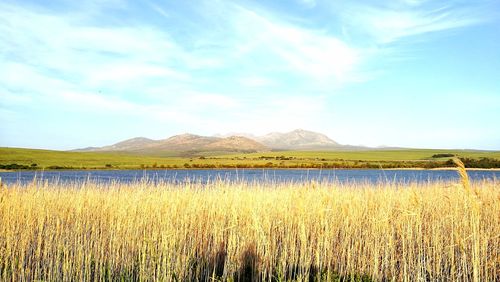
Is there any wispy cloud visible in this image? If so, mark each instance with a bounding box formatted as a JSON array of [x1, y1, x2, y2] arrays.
[[0, 3, 185, 84], [238, 76, 275, 87], [0, 0, 498, 149], [0, 0, 361, 117], [338, 1, 493, 44], [230, 7, 359, 82]]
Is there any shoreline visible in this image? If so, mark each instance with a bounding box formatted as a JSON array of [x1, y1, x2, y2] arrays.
[[1, 167, 500, 172], [384, 167, 500, 171]]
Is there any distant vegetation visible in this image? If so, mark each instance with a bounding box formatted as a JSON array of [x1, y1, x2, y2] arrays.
[[445, 157, 500, 169], [432, 153, 455, 158], [0, 163, 35, 170], [1, 174, 498, 281]]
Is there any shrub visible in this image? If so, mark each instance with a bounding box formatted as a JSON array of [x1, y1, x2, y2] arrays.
[[432, 153, 455, 158]]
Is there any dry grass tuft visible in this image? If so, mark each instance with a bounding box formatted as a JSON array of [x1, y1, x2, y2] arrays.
[[0, 180, 499, 281], [453, 158, 471, 191]]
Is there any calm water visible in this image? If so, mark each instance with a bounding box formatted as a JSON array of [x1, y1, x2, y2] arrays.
[[0, 169, 498, 185]]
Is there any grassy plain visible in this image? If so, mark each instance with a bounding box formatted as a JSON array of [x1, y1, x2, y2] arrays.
[[0, 176, 498, 281], [222, 149, 500, 161], [0, 147, 183, 169], [1, 147, 500, 170]]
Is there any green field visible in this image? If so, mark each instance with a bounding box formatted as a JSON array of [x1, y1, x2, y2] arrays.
[[0, 148, 187, 169], [220, 149, 500, 161], [1, 147, 499, 170]]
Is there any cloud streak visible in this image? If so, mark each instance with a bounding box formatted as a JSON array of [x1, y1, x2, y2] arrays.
[[338, 1, 493, 44]]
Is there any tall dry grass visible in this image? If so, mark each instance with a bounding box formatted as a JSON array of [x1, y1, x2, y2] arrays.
[[0, 177, 499, 281]]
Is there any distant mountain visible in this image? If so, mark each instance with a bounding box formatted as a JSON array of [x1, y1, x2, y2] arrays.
[[98, 137, 157, 151], [154, 134, 220, 151], [213, 132, 257, 139], [254, 129, 341, 150], [75, 134, 268, 154], [75, 129, 370, 154], [71, 146, 101, 152], [204, 136, 268, 152]]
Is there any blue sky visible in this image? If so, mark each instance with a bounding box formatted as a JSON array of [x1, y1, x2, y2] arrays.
[[1, 0, 499, 150]]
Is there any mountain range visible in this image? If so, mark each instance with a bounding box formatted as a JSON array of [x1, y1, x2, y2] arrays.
[[75, 129, 360, 154]]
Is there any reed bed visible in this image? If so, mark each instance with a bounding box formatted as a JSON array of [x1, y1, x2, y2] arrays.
[[0, 177, 499, 281]]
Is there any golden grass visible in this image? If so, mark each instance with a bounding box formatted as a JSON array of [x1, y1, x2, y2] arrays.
[[453, 158, 471, 192], [0, 178, 499, 281]]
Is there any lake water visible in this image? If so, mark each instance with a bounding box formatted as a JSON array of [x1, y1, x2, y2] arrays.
[[0, 169, 498, 185]]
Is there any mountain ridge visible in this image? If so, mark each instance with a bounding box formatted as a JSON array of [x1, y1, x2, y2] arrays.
[[76, 134, 268, 154], [74, 129, 358, 154]]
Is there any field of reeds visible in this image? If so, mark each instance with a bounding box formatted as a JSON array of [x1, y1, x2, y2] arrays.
[[0, 169, 499, 281]]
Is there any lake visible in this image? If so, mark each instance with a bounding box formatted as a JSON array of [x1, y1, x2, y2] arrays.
[[0, 169, 498, 185]]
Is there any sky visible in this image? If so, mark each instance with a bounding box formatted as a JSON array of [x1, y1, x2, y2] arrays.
[[1, 0, 499, 150]]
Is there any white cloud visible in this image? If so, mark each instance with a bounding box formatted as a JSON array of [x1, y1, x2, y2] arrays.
[[147, 1, 170, 19], [0, 62, 74, 96], [340, 2, 490, 44], [238, 76, 274, 87], [0, 2, 194, 88], [0, 1, 361, 99], [0, 88, 33, 105], [183, 93, 240, 109], [400, 0, 429, 7], [86, 64, 190, 85], [228, 6, 360, 84], [203, 95, 331, 136]]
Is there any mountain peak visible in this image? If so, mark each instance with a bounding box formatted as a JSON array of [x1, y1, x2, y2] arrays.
[[289, 129, 322, 136], [256, 129, 339, 150]]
